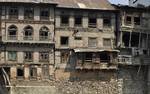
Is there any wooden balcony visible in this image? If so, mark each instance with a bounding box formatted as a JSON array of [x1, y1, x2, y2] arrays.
[[76, 59, 118, 70], [7, 35, 17, 40]]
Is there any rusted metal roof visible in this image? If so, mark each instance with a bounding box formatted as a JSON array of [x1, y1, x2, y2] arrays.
[[0, 0, 57, 4], [54, 0, 116, 10], [74, 48, 120, 53]]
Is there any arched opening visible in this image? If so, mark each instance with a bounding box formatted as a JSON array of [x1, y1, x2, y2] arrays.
[[24, 26, 33, 40], [39, 26, 50, 41], [8, 25, 17, 40]]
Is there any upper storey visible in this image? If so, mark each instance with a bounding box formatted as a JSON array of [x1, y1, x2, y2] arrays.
[[0, 2, 56, 44], [54, 0, 118, 49], [117, 5, 150, 32]]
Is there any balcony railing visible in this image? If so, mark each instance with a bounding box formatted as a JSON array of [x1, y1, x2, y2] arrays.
[[6, 35, 52, 42], [23, 36, 33, 40], [88, 23, 96, 28], [76, 59, 117, 70], [118, 55, 132, 65], [7, 35, 17, 40], [40, 16, 49, 20], [39, 36, 49, 41]]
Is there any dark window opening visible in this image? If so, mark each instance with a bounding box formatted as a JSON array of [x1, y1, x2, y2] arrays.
[[61, 15, 69, 26], [24, 26, 33, 40], [85, 53, 92, 62], [134, 17, 140, 25], [126, 16, 132, 25], [24, 52, 33, 62], [103, 18, 111, 27], [88, 18, 96, 28], [39, 52, 49, 62], [17, 68, 24, 78], [9, 7, 18, 19], [61, 37, 69, 46], [143, 50, 147, 55], [131, 33, 139, 47], [8, 25, 17, 40], [30, 66, 37, 79], [122, 32, 130, 47], [39, 27, 49, 41], [75, 16, 82, 26], [61, 51, 69, 63], [40, 8, 49, 20], [74, 37, 82, 40], [24, 7, 34, 20], [100, 52, 110, 63]]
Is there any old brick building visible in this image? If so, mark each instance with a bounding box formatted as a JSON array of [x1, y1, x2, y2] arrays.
[[0, 0, 56, 82], [0, 0, 149, 94]]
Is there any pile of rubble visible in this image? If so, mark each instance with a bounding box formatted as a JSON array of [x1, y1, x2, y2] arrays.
[[54, 80, 119, 94]]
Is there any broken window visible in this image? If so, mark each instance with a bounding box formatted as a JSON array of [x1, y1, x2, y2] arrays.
[[40, 8, 49, 20], [39, 52, 49, 62], [24, 52, 33, 62], [42, 65, 49, 79], [75, 16, 82, 26], [8, 25, 17, 40], [61, 15, 69, 26], [103, 38, 111, 47], [8, 51, 17, 61], [60, 36, 69, 46], [85, 53, 92, 62], [134, 17, 140, 25], [88, 37, 97, 48], [100, 52, 110, 63], [88, 18, 97, 28], [24, 26, 33, 40], [39, 26, 49, 41], [125, 16, 132, 25], [9, 6, 18, 19], [30, 66, 37, 79], [24, 7, 34, 20], [103, 18, 111, 27], [61, 51, 69, 63], [17, 67, 24, 79]]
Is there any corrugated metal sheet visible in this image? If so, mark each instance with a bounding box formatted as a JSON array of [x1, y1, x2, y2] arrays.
[[0, 0, 57, 4], [54, 0, 116, 10], [0, 0, 115, 10]]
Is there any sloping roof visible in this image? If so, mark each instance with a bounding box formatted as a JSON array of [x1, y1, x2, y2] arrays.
[[0, 0, 57, 4], [54, 0, 116, 10]]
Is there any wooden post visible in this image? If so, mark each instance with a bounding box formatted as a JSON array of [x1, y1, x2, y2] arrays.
[[129, 32, 132, 47]]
